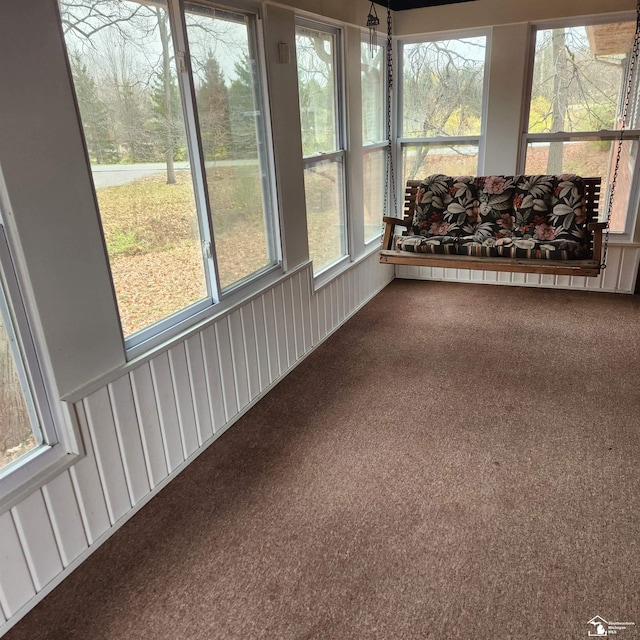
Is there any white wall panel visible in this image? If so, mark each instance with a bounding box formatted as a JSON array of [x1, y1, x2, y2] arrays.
[[185, 334, 215, 445], [291, 278, 305, 360], [0, 511, 35, 617], [240, 306, 260, 401], [281, 282, 297, 369], [130, 364, 169, 488], [108, 377, 151, 505], [261, 292, 280, 384], [168, 344, 200, 459], [395, 246, 639, 293], [200, 326, 227, 431], [0, 260, 394, 636], [215, 318, 240, 420], [83, 390, 131, 524], [228, 311, 250, 411], [272, 286, 289, 375], [69, 404, 110, 544], [12, 491, 62, 591], [251, 298, 271, 391], [42, 471, 88, 567], [149, 354, 185, 473]]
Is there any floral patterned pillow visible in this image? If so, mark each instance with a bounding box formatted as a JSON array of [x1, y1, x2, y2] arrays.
[[548, 174, 587, 247], [412, 174, 478, 238], [512, 175, 555, 240]]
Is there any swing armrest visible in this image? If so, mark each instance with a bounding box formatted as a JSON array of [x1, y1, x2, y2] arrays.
[[588, 222, 607, 231], [382, 217, 411, 251], [383, 216, 411, 227]]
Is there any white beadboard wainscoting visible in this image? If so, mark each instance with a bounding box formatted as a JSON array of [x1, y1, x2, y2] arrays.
[[395, 244, 640, 293], [0, 255, 393, 635]]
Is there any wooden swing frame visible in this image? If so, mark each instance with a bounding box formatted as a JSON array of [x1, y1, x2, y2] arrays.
[[380, 178, 605, 277]]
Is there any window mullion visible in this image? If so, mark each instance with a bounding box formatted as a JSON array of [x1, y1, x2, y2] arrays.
[[166, 0, 221, 302]]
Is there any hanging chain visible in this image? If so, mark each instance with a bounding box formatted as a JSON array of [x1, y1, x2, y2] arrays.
[[382, 0, 396, 226], [602, 0, 640, 269]]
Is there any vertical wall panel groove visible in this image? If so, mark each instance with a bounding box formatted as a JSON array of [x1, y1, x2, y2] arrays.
[[291, 277, 304, 360], [200, 326, 227, 432], [282, 281, 296, 368], [240, 306, 260, 401], [108, 376, 151, 505], [130, 364, 169, 488], [262, 292, 280, 383], [228, 312, 250, 411], [298, 272, 312, 352], [185, 334, 215, 445], [83, 390, 131, 524], [272, 287, 288, 375], [69, 403, 110, 544], [251, 298, 271, 392], [42, 471, 88, 567], [12, 491, 63, 591], [215, 319, 239, 420], [149, 353, 185, 473], [168, 344, 200, 459], [0, 511, 35, 617]]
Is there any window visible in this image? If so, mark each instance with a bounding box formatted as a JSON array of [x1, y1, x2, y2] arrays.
[[0, 189, 72, 507], [59, 0, 278, 345], [524, 21, 640, 234], [400, 34, 488, 183], [296, 21, 348, 276], [361, 37, 386, 243]]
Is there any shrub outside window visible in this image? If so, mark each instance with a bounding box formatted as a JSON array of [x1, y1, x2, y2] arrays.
[[59, 0, 278, 345]]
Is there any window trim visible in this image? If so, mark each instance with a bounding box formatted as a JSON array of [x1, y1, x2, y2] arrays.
[[296, 18, 349, 279], [398, 29, 491, 182], [0, 184, 81, 513], [360, 33, 388, 244], [521, 15, 640, 240]]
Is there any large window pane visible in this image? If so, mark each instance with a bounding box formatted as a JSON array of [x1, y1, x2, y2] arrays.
[[296, 26, 339, 156], [364, 149, 385, 241], [0, 285, 39, 471], [402, 37, 486, 138], [361, 41, 385, 144], [403, 143, 479, 182], [185, 5, 275, 290], [528, 23, 637, 134], [60, 0, 207, 337], [524, 139, 634, 232], [304, 161, 346, 272]]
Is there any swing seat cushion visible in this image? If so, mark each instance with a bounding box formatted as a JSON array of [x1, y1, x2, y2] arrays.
[[397, 174, 589, 260]]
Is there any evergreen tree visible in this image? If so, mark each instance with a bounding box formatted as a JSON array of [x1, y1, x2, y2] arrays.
[[70, 53, 118, 164], [197, 53, 231, 160], [228, 55, 258, 159]]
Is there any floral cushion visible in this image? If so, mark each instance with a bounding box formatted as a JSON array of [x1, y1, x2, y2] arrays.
[[400, 173, 590, 260]]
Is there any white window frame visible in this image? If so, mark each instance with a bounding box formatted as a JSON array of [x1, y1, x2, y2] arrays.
[[398, 29, 491, 185], [0, 171, 81, 512], [521, 15, 640, 241], [62, 0, 282, 357], [295, 18, 349, 284], [361, 33, 388, 246]]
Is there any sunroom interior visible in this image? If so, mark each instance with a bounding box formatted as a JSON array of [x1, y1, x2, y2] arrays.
[[0, 0, 639, 636]]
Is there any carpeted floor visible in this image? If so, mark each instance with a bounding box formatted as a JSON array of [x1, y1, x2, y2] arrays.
[[5, 280, 640, 640]]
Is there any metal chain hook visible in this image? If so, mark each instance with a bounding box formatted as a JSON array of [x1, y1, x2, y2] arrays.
[[601, 0, 640, 270]]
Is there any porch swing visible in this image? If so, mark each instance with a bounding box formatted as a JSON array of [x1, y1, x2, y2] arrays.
[[378, 0, 640, 278]]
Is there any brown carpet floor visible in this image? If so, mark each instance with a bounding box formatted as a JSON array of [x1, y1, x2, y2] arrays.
[[5, 280, 640, 640]]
